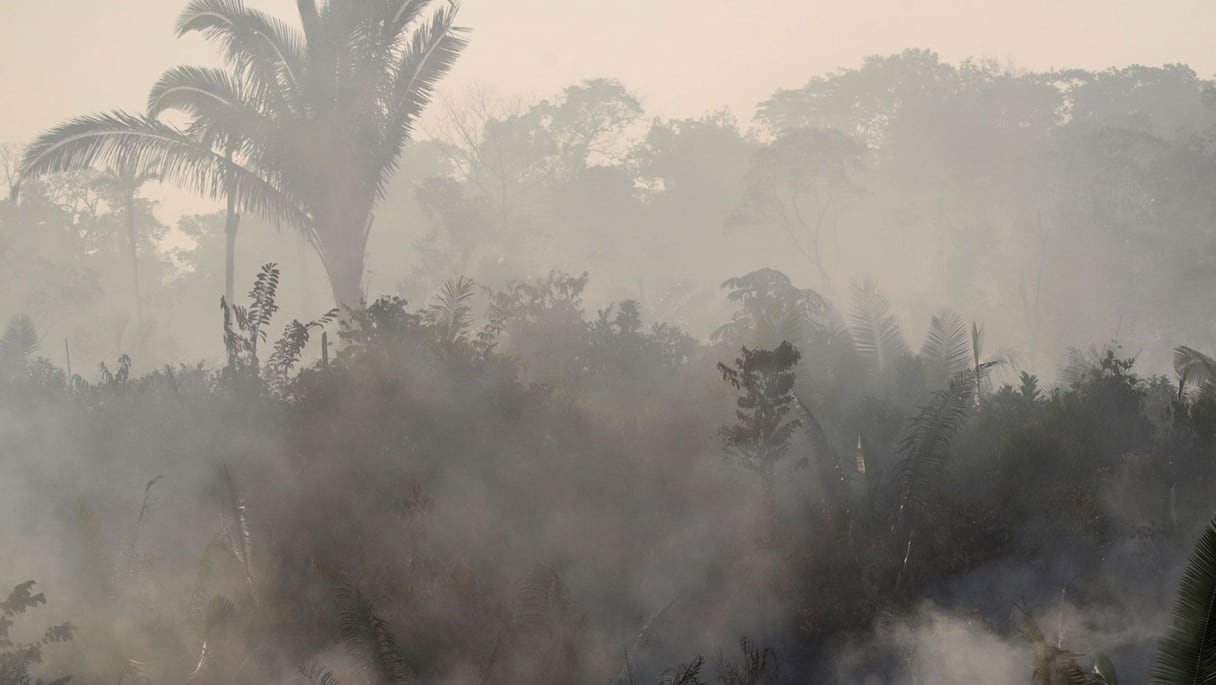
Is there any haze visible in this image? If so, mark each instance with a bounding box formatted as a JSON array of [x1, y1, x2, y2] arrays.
[[5, 2, 1216, 684]]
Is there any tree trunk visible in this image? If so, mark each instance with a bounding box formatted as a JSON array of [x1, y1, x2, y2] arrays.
[[324, 248, 367, 314], [316, 221, 370, 315], [125, 194, 142, 325], [224, 197, 240, 306], [760, 468, 779, 546], [223, 149, 239, 306]]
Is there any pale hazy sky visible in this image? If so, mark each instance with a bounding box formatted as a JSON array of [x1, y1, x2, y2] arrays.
[[2, 0, 1213, 215]]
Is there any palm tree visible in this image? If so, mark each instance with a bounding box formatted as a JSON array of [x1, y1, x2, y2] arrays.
[[145, 65, 252, 304], [16, 0, 468, 311], [93, 159, 158, 324]]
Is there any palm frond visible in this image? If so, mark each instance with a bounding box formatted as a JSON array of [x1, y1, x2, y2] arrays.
[[188, 595, 236, 683], [0, 315, 40, 375], [1015, 604, 1093, 685], [1094, 654, 1119, 685], [176, 0, 306, 96], [850, 277, 908, 371], [791, 392, 853, 516], [1058, 346, 1091, 388], [920, 309, 970, 388], [1151, 514, 1216, 684], [147, 65, 266, 145], [16, 111, 308, 230], [516, 565, 587, 637], [1174, 345, 1216, 401], [337, 586, 414, 685], [219, 463, 256, 604], [376, 3, 469, 193], [297, 661, 341, 685], [893, 371, 974, 522], [427, 275, 476, 344]]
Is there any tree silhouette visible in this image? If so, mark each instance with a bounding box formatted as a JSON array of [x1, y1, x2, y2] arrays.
[[16, 0, 468, 311]]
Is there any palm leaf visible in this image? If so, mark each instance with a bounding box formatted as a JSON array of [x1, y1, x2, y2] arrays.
[[516, 565, 586, 637], [920, 309, 970, 388], [376, 2, 469, 193], [337, 586, 414, 685], [1174, 346, 1216, 402], [297, 661, 341, 685], [176, 0, 305, 100], [893, 371, 974, 522], [219, 463, 256, 604], [1015, 604, 1092, 685], [15, 111, 308, 230], [427, 275, 476, 344], [0, 315, 40, 374], [147, 65, 270, 148], [1151, 515, 1216, 684], [850, 277, 908, 371], [187, 595, 236, 683]]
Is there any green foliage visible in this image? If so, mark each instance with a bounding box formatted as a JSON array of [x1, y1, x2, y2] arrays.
[[712, 269, 826, 349], [1151, 515, 1216, 684], [717, 342, 804, 479], [0, 583, 74, 685]]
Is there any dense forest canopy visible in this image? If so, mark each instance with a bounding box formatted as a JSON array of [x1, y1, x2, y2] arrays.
[[5, 2, 1216, 684]]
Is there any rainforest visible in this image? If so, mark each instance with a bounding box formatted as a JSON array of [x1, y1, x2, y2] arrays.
[[4, 1, 1216, 684]]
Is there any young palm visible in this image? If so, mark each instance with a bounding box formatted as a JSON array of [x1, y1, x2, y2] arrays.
[[17, 0, 468, 311]]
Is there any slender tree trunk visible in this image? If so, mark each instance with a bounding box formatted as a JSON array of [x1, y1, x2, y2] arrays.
[[223, 149, 239, 306], [224, 197, 240, 306], [125, 194, 142, 325], [761, 468, 779, 546]]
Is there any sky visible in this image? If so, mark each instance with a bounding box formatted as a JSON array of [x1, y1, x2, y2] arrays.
[[2, 0, 1214, 217]]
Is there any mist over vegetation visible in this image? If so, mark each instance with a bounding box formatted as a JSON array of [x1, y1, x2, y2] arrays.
[[5, 2, 1216, 684]]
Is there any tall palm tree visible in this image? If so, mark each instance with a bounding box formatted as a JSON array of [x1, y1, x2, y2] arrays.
[[16, 0, 468, 311], [93, 159, 159, 324]]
